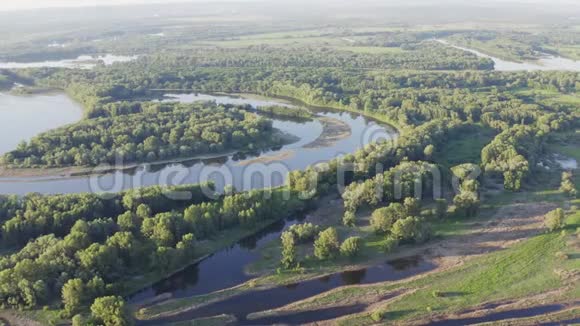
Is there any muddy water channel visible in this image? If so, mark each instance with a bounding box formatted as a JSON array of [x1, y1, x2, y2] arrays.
[[132, 213, 436, 325]]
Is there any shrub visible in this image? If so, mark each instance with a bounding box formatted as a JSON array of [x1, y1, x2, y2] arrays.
[[370, 311, 383, 322], [391, 216, 431, 243], [314, 227, 340, 260], [560, 172, 577, 197], [403, 197, 421, 217], [453, 190, 480, 217], [289, 223, 320, 243], [280, 231, 297, 269], [371, 203, 404, 234], [340, 236, 362, 258], [545, 208, 565, 232], [343, 210, 356, 227], [90, 296, 132, 326]]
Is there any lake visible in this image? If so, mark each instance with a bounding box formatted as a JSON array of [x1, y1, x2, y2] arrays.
[[0, 92, 82, 155], [0, 92, 398, 195]]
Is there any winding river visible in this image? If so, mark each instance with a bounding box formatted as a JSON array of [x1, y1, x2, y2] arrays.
[[436, 39, 580, 71], [0, 92, 397, 195], [0, 91, 412, 324], [0, 54, 137, 69]]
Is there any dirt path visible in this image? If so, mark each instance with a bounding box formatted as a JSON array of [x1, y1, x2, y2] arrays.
[[425, 202, 556, 271]]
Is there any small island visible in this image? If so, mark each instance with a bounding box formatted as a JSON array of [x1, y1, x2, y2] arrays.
[[1, 102, 294, 168]]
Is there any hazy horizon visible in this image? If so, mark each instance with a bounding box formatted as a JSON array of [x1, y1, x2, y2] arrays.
[[2, 0, 580, 12]]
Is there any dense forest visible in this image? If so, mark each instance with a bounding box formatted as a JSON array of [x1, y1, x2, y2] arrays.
[[0, 184, 311, 323], [0, 14, 579, 325], [2, 102, 285, 167]]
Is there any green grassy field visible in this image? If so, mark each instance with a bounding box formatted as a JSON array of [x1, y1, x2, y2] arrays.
[[340, 230, 577, 325], [433, 124, 496, 167]]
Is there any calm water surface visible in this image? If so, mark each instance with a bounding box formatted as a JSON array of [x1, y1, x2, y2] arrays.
[[437, 39, 580, 71], [0, 92, 82, 155], [131, 209, 436, 325], [0, 54, 137, 69], [0, 93, 397, 195]]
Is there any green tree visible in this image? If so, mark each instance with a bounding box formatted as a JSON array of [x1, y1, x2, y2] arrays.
[[391, 216, 430, 243], [61, 279, 85, 317], [90, 296, 132, 326], [545, 208, 565, 232], [453, 190, 480, 217], [403, 197, 421, 217], [424, 144, 435, 160], [340, 236, 362, 258], [343, 210, 356, 227], [314, 227, 340, 260], [72, 314, 87, 326], [280, 231, 297, 269], [370, 203, 404, 234], [560, 172, 577, 197]]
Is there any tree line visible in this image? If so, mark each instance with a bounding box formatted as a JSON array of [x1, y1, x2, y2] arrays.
[[2, 102, 283, 168]]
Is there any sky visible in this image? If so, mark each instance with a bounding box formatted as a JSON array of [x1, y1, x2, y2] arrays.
[[0, 0, 578, 11], [0, 0, 196, 11]]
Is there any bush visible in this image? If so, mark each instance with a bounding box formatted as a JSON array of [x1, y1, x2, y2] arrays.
[[545, 208, 565, 232], [343, 210, 356, 227], [371, 203, 404, 234], [90, 296, 132, 326], [453, 190, 480, 217], [560, 172, 577, 197], [280, 231, 297, 269], [314, 227, 340, 260], [289, 223, 320, 243], [71, 315, 85, 326], [403, 197, 421, 217], [340, 236, 362, 257], [370, 311, 383, 322]]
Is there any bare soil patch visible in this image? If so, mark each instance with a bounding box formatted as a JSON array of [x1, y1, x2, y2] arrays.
[[0, 312, 43, 326], [303, 117, 351, 149], [236, 150, 295, 166]]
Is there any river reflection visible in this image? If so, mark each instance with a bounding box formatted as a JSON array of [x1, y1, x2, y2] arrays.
[[0, 54, 137, 69], [436, 39, 580, 72], [0, 93, 397, 195], [0, 92, 82, 155]]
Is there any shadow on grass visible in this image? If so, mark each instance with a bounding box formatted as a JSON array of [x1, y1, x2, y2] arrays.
[[245, 304, 367, 325], [380, 309, 417, 321], [566, 253, 580, 260]]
